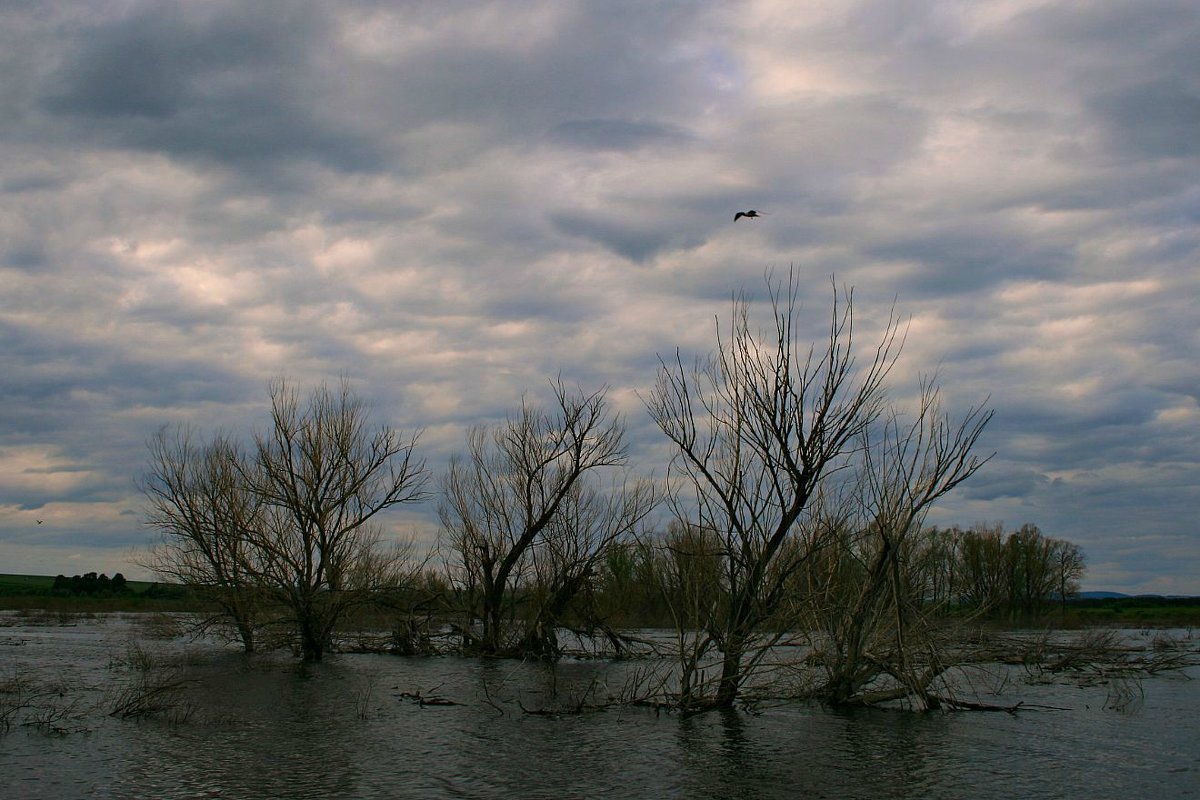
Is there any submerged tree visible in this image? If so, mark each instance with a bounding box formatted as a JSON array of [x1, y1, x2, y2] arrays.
[[440, 381, 655, 657], [141, 381, 427, 662], [805, 378, 993, 708], [645, 276, 903, 708], [140, 426, 264, 652], [246, 380, 428, 661], [646, 274, 992, 709], [520, 476, 658, 656]]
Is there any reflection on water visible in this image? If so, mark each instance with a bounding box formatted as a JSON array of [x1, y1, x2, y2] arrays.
[[1, 614, 1197, 799]]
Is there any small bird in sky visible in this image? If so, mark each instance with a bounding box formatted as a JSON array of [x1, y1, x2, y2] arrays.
[[734, 210, 761, 221], [36, 520, 43, 525]]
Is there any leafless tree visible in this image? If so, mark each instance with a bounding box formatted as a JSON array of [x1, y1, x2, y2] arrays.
[[645, 275, 903, 709], [244, 380, 427, 661], [652, 521, 728, 705], [1054, 540, 1086, 615], [439, 380, 650, 657], [140, 426, 264, 652], [806, 378, 993, 708], [519, 475, 658, 656]]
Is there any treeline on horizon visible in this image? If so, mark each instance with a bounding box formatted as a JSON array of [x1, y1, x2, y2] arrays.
[[144, 519, 1086, 632], [14, 566, 1199, 617], [547, 520, 1089, 628], [50, 571, 132, 597], [0, 572, 186, 601]]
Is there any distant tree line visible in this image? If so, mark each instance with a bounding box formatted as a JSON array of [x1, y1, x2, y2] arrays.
[[51, 572, 131, 597], [139, 274, 1086, 710], [921, 522, 1086, 619], [584, 521, 1085, 627]]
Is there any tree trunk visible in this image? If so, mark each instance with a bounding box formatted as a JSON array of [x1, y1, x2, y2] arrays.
[[236, 618, 256, 653], [714, 635, 745, 708], [299, 603, 326, 661], [301, 631, 324, 661], [519, 619, 560, 659], [480, 592, 504, 655]]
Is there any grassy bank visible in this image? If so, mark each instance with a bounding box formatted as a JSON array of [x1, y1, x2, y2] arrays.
[[0, 573, 198, 613], [1061, 596, 1200, 628], [3, 573, 1198, 627]]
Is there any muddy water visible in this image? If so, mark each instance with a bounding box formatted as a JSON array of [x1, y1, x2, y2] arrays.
[[2, 613, 1197, 799]]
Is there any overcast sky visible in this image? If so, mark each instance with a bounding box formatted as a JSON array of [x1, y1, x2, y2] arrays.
[[2, 0, 1197, 594]]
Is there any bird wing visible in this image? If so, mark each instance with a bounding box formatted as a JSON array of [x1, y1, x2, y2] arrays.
[[734, 212, 746, 221]]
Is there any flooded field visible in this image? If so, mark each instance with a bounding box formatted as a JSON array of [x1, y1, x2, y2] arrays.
[[2, 612, 1197, 799]]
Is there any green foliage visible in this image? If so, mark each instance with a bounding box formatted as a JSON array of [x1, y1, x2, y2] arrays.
[[928, 523, 1086, 621], [0, 574, 56, 596], [50, 572, 132, 597], [1066, 596, 1200, 627], [0, 573, 192, 611]]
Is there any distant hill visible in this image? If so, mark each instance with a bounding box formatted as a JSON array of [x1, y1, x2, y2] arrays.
[[0, 573, 181, 605], [1079, 591, 1130, 599]]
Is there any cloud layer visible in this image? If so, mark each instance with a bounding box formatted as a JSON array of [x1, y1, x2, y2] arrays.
[[2, 0, 1197, 593]]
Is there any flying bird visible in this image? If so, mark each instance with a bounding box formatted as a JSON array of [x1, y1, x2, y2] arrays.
[[36, 520, 43, 525], [734, 210, 761, 221]]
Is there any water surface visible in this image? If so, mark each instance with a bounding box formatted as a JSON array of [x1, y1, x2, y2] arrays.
[[2, 613, 1196, 799]]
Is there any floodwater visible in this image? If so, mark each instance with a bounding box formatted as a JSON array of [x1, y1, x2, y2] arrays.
[[1, 613, 1197, 799]]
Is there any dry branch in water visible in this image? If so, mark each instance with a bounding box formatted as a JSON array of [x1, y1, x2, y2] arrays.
[[108, 670, 193, 720]]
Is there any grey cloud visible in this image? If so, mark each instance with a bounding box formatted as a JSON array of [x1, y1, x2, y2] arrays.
[[549, 210, 701, 264], [3, 244, 45, 271], [1087, 78, 1200, 159], [1, 1, 1198, 593], [743, 95, 928, 180], [2, 169, 66, 194], [40, 3, 383, 172], [960, 467, 1052, 502], [1003, 0, 1200, 161], [477, 284, 603, 326], [0, 318, 254, 431], [1013, 0, 1199, 59], [549, 119, 693, 152], [866, 228, 1075, 294]]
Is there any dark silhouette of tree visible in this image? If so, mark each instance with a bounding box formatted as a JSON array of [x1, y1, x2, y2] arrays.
[[140, 380, 427, 661], [806, 378, 993, 707], [645, 275, 904, 708], [950, 523, 1086, 620], [646, 274, 992, 709], [440, 381, 654, 657], [246, 380, 428, 661], [141, 427, 265, 651]]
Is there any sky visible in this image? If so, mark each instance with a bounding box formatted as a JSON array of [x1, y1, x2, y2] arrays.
[[1, 0, 1197, 594]]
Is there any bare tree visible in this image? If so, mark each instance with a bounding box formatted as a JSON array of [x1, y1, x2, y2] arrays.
[[439, 381, 647, 657], [519, 475, 658, 656], [807, 378, 993, 708], [645, 275, 903, 709], [1054, 540, 1086, 615], [245, 380, 427, 661], [652, 521, 728, 705], [140, 426, 264, 652]]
